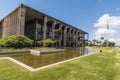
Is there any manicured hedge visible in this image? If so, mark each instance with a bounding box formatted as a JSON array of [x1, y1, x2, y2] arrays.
[[0, 35, 33, 48]]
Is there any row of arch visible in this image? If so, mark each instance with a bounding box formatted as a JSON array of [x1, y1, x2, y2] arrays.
[[24, 16, 87, 47], [43, 16, 87, 47]]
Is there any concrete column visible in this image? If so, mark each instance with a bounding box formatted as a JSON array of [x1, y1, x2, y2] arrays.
[[59, 24, 62, 47], [80, 32, 83, 47], [82, 33, 85, 47], [52, 21, 56, 39], [35, 19, 38, 47], [73, 29, 77, 47], [43, 16, 47, 40], [64, 27, 67, 47], [69, 28, 72, 47], [73, 29, 76, 43], [80, 32, 85, 55], [51, 21, 56, 47], [78, 31, 81, 47], [76, 31, 79, 47], [69, 28, 72, 37], [43, 16, 48, 46]]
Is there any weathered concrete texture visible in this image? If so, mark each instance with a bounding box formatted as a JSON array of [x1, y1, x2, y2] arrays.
[[18, 4, 26, 35], [0, 4, 26, 37], [2, 7, 20, 37]]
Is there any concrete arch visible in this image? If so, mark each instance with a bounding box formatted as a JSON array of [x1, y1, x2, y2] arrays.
[[55, 23, 62, 30], [71, 29, 74, 36]]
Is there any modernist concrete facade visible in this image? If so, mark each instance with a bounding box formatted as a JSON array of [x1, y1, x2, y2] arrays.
[[0, 4, 88, 47]]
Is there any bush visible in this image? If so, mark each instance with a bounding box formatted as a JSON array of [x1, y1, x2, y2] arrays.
[[0, 35, 33, 48], [38, 39, 56, 47]]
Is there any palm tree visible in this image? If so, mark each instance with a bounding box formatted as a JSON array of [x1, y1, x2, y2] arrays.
[[107, 21, 109, 30], [101, 37, 104, 40], [92, 39, 97, 46], [100, 37, 104, 46]]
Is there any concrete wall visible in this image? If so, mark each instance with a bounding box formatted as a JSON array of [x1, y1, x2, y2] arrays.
[[2, 8, 20, 37], [0, 21, 2, 38], [2, 4, 26, 37]]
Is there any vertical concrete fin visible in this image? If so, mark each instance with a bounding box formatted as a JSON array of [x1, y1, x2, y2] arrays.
[[43, 16, 47, 40], [18, 5, 26, 35]]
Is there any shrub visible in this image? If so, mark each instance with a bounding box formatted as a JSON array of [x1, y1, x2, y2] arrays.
[[0, 35, 33, 48], [37, 39, 56, 47]]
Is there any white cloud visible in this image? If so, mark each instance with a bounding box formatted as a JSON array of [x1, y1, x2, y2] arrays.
[[109, 38, 115, 42], [94, 14, 120, 29], [93, 14, 120, 45], [94, 28, 117, 39]]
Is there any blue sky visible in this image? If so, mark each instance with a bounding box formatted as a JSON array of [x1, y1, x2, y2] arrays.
[[1, 0, 120, 45]]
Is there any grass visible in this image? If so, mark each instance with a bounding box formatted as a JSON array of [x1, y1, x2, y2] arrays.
[[0, 47, 120, 80]]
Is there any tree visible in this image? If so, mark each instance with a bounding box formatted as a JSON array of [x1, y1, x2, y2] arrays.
[[108, 41, 115, 47], [102, 40, 107, 47], [100, 37, 104, 46], [102, 40, 115, 47], [92, 39, 97, 46], [101, 37, 104, 40]]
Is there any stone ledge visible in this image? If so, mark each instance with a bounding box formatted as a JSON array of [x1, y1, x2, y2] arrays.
[[29, 50, 41, 56], [0, 50, 30, 55], [29, 49, 65, 56], [40, 49, 65, 53]]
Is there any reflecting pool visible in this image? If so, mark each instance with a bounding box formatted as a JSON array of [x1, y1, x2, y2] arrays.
[[9, 47, 92, 68]]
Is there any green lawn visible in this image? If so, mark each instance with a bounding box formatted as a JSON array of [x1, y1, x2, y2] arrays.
[[0, 47, 120, 80]]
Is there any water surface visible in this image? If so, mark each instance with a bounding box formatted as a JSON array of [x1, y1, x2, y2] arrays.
[[9, 47, 91, 68]]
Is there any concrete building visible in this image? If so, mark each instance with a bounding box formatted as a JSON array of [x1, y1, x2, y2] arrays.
[[0, 4, 88, 47]]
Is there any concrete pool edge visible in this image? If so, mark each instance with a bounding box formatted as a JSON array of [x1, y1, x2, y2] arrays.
[[0, 49, 65, 56], [29, 49, 65, 56], [0, 51, 98, 72], [0, 50, 30, 55]]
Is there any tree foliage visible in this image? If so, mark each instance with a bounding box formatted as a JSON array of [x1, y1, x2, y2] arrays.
[[88, 39, 116, 47], [0, 35, 33, 48], [102, 40, 115, 47], [37, 39, 56, 47]]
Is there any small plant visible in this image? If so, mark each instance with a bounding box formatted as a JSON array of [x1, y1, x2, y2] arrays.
[[0, 35, 33, 48], [37, 39, 56, 47]]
